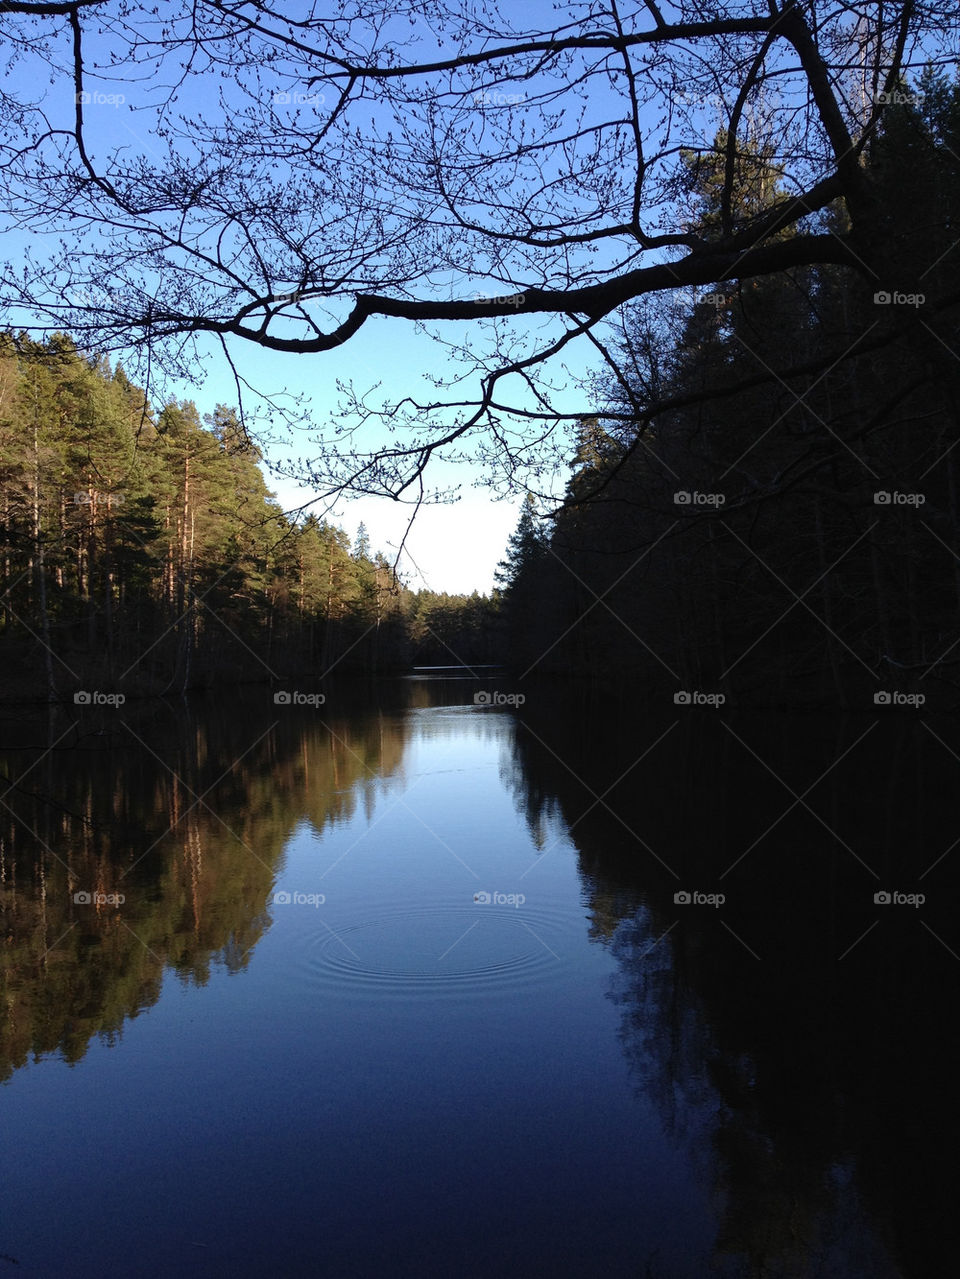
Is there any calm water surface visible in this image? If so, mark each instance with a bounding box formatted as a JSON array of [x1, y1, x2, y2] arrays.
[[1, 678, 956, 1276]]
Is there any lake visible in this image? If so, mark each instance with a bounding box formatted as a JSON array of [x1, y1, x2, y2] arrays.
[[1, 676, 956, 1277]]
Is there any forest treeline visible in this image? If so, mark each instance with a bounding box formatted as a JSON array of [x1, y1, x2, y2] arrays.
[[0, 339, 500, 700], [496, 71, 960, 706]]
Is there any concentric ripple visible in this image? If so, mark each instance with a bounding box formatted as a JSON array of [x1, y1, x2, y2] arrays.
[[297, 904, 571, 997]]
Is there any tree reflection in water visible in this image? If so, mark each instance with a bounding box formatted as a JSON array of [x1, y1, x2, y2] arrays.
[[507, 690, 959, 1279], [2, 682, 956, 1277]]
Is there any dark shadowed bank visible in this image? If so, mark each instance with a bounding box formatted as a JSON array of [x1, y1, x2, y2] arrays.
[[495, 75, 960, 712]]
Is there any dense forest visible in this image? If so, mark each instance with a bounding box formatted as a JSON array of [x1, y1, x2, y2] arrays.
[[0, 340, 500, 700], [496, 72, 960, 707]]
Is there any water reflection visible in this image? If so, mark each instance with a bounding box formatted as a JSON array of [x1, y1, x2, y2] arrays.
[[0, 690, 409, 1080], [508, 692, 960, 1278], [1, 681, 956, 1276]]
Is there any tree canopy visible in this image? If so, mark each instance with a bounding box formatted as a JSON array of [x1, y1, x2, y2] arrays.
[[0, 0, 957, 503]]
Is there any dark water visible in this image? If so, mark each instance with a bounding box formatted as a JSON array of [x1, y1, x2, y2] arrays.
[[1, 678, 957, 1277]]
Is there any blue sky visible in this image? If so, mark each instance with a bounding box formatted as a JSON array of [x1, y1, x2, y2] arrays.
[[158, 321, 539, 596], [157, 303, 600, 594]]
